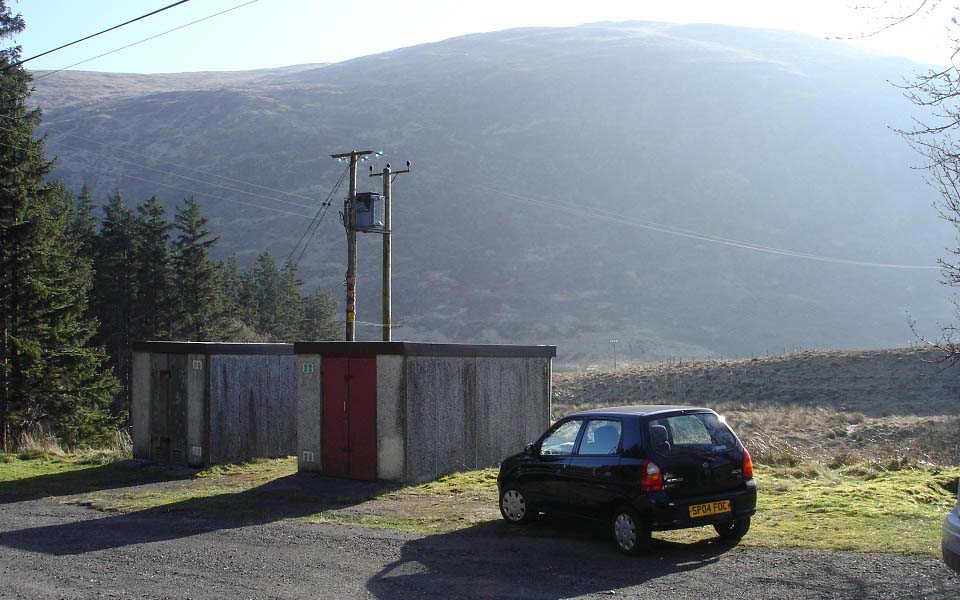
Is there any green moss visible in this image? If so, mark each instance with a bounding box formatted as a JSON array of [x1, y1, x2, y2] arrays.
[[744, 464, 958, 555], [2, 454, 955, 557]]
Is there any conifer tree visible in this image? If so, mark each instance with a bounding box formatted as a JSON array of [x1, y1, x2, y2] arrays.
[[251, 251, 280, 336], [171, 197, 224, 341], [219, 254, 243, 314], [132, 195, 172, 340], [91, 190, 137, 418], [0, 3, 115, 448], [302, 289, 339, 341], [67, 185, 98, 262], [275, 260, 305, 341]]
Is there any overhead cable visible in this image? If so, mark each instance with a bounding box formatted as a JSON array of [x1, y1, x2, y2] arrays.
[[34, 0, 261, 80], [473, 183, 940, 270], [3, 1, 191, 72]]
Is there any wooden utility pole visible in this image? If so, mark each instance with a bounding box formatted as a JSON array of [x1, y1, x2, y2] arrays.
[[331, 150, 374, 341], [370, 161, 410, 341]]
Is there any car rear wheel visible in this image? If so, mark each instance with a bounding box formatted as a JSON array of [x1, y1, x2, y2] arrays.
[[714, 517, 751, 543], [499, 488, 536, 524], [612, 507, 650, 555]]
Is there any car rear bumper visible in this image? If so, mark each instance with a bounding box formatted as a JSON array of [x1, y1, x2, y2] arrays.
[[639, 480, 757, 531], [944, 508, 960, 574]]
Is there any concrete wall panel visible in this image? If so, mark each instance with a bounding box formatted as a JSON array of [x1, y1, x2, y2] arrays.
[[186, 353, 206, 466], [131, 352, 151, 460], [297, 354, 322, 472], [376, 355, 404, 481], [476, 358, 550, 467], [167, 353, 189, 465], [405, 357, 468, 482], [207, 354, 297, 464], [279, 357, 298, 456]]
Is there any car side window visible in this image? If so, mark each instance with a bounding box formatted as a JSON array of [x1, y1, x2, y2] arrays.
[[577, 419, 622, 455], [540, 419, 583, 456]]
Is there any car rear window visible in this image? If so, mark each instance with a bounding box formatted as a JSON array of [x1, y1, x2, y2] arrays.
[[647, 413, 737, 455]]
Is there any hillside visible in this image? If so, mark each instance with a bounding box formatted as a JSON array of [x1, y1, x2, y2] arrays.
[[553, 347, 960, 464], [28, 22, 955, 361]]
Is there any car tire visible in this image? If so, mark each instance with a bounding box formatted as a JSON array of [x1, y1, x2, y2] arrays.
[[612, 506, 650, 555], [499, 487, 537, 524], [714, 517, 751, 543]]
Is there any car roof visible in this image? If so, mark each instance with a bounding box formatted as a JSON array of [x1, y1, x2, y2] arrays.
[[567, 405, 710, 418]]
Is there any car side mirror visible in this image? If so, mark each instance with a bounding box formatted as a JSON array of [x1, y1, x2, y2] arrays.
[[650, 425, 671, 452], [524, 442, 536, 456]]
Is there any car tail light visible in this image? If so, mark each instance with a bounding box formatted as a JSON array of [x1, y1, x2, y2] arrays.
[[742, 448, 754, 479], [640, 460, 663, 492]]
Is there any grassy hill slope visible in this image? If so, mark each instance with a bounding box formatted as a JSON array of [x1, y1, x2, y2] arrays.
[[553, 347, 960, 465]]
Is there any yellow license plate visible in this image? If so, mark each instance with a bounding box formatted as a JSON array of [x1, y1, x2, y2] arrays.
[[688, 500, 732, 518]]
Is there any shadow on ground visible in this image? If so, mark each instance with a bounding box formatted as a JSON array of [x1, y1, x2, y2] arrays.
[[0, 470, 395, 556], [0, 460, 191, 504], [366, 515, 733, 599]]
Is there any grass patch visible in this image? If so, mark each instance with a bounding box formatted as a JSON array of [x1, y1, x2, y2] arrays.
[[0, 452, 182, 500], [738, 463, 958, 556], [2, 455, 956, 556]]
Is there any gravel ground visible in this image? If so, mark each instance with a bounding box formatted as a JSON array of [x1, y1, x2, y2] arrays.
[[0, 498, 957, 599]]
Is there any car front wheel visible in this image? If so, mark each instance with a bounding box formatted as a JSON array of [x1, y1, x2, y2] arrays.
[[714, 517, 751, 543], [612, 507, 650, 555], [499, 487, 536, 524]]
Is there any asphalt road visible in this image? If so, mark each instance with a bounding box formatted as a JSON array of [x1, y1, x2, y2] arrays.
[[0, 498, 957, 600]]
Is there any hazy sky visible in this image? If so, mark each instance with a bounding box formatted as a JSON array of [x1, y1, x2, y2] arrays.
[[9, 0, 960, 73]]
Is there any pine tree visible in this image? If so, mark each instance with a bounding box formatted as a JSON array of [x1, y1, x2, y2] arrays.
[[302, 289, 339, 341], [275, 260, 305, 341], [132, 195, 172, 340], [67, 185, 98, 262], [219, 254, 242, 314], [0, 3, 115, 448], [91, 190, 137, 419], [251, 251, 280, 336], [171, 197, 225, 341]]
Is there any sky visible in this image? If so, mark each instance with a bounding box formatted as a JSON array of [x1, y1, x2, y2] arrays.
[[7, 0, 960, 74]]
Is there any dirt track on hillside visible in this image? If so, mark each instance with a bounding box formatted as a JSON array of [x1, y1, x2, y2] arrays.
[[0, 497, 957, 599]]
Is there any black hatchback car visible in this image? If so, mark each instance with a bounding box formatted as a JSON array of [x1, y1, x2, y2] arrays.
[[497, 405, 757, 554]]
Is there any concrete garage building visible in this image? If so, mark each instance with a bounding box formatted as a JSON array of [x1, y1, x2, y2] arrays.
[[131, 342, 297, 466], [295, 342, 556, 482]]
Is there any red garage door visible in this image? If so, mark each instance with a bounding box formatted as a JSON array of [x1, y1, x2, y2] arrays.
[[321, 356, 378, 480]]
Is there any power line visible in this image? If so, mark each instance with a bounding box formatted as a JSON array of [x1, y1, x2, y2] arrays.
[[3, 1, 191, 73], [33, 0, 261, 80], [0, 114, 329, 205], [52, 126, 322, 203], [0, 138, 312, 218], [287, 164, 349, 268], [472, 183, 940, 270], [0, 122, 319, 211], [120, 173, 311, 218]]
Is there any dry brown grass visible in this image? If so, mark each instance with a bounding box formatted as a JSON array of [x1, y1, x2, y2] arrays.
[[553, 347, 960, 466], [14, 424, 64, 460]]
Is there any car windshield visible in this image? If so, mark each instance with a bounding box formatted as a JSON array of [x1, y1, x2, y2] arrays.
[[647, 413, 737, 455], [540, 419, 583, 456]]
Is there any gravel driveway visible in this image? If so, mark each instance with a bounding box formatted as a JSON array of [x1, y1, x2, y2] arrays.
[[0, 498, 957, 599]]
